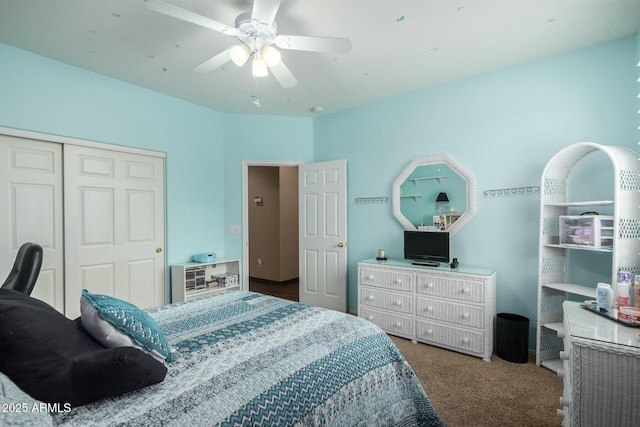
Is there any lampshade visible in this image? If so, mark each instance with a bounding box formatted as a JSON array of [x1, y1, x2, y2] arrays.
[[229, 44, 250, 67], [261, 45, 281, 68], [252, 56, 268, 77], [436, 192, 449, 202]]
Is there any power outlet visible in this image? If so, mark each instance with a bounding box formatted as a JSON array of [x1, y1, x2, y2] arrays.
[[257, 258, 262, 267], [228, 225, 241, 233]]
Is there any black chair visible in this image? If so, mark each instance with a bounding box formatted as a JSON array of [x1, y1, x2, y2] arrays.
[[1, 242, 43, 295]]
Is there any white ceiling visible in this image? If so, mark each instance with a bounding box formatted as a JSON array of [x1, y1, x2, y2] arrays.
[[1, 0, 639, 117]]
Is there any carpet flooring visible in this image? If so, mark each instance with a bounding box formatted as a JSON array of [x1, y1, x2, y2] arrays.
[[391, 336, 563, 427]]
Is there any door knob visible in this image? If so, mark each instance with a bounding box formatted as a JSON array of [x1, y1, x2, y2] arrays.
[[338, 242, 345, 248], [156, 248, 162, 253]]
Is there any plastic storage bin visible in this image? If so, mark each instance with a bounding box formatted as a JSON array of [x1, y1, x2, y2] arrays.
[[496, 313, 529, 363], [559, 215, 614, 248]]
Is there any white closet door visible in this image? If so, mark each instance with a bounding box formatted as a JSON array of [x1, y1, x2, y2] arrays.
[[0, 135, 64, 312], [64, 145, 165, 318]]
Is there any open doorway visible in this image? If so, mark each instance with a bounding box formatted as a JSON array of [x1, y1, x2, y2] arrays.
[[242, 161, 302, 301]]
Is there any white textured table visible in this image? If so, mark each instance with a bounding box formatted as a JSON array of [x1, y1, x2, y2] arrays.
[[559, 301, 640, 427]]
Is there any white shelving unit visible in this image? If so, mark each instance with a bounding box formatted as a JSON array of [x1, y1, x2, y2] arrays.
[[536, 142, 640, 372], [171, 259, 240, 303]]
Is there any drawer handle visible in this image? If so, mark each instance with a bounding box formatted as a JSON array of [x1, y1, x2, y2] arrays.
[[367, 295, 374, 301], [395, 322, 402, 328], [395, 300, 402, 306], [462, 337, 469, 344], [427, 306, 433, 312], [427, 282, 434, 289], [463, 287, 470, 294], [367, 315, 374, 321], [463, 312, 470, 319], [427, 329, 433, 335], [368, 275, 374, 280], [395, 279, 402, 284]]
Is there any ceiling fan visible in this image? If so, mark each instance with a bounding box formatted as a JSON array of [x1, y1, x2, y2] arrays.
[[145, 0, 352, 88]]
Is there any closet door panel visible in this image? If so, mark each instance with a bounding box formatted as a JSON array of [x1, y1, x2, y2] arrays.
[[0, 135, 64, 312], [81, 263, 116, 295], [13, 183, 56, 246], [64, 145, 165, 318], [80, 187, 115, 245]]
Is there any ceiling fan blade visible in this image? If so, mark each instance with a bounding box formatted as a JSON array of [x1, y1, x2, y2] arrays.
[[193, 48, 233, 73], [145, 0, 236, 35], [268, 60, 298, 88], [251, 0, 281, 26], [275, 35, 352, 54]]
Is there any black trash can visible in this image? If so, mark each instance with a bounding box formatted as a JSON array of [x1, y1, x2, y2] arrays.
[[496, 313, 529, 363]]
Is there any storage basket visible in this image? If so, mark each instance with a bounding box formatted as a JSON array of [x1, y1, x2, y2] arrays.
[[214, 273, 239, 288]]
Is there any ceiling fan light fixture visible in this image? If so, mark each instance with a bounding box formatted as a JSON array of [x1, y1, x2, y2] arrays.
[[261, 44, 281, 67], [229, 44, 251, 67], [252, 56, 268, 77]]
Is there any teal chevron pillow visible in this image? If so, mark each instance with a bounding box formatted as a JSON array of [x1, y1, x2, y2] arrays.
[[80, 290, 174, 362]]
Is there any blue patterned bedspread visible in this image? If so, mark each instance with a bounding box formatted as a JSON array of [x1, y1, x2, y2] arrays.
[[53, 291, 445, 426]]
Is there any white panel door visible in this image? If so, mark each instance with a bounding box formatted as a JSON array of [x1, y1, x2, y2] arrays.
[[299, 159, 347, 312], [64, 145, 165, 318], [0, 135, 64, 311]]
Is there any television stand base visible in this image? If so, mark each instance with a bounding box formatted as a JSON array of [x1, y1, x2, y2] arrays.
[[412, 261, 440, 267]]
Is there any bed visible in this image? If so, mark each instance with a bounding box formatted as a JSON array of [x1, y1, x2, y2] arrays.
[[2, 290, 445, 426]]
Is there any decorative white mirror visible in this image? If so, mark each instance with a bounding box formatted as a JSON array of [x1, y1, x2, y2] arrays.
[[392, 154, 477, 236]]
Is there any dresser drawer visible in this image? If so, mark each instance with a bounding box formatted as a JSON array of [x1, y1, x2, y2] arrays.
[[415, 319, 484, 356], [360, 308, 413, 338], [416, 296, 484, 328], [359, 267, 414, 292], [360, 286, 413, 315], [415, 273, 485, 303]]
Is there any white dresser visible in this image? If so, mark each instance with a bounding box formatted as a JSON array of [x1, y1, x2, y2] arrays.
[[358, 259, 496, 361], [559, 302, 640, 427]]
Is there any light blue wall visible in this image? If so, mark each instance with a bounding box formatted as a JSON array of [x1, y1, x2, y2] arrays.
[[0, 43, 226, 274], [314, 36, 638, 347], [222, 114, 314, 267]]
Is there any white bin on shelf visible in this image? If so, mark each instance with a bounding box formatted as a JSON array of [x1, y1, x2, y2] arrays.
[[559, 215, 614, 248]]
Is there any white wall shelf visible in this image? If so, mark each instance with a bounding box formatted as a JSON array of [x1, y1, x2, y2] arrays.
[[408, 175, 447, 184], [400, 195, 422, 201]]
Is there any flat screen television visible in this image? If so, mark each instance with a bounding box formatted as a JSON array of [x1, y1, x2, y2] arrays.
[[404, 230, 450, 266]]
